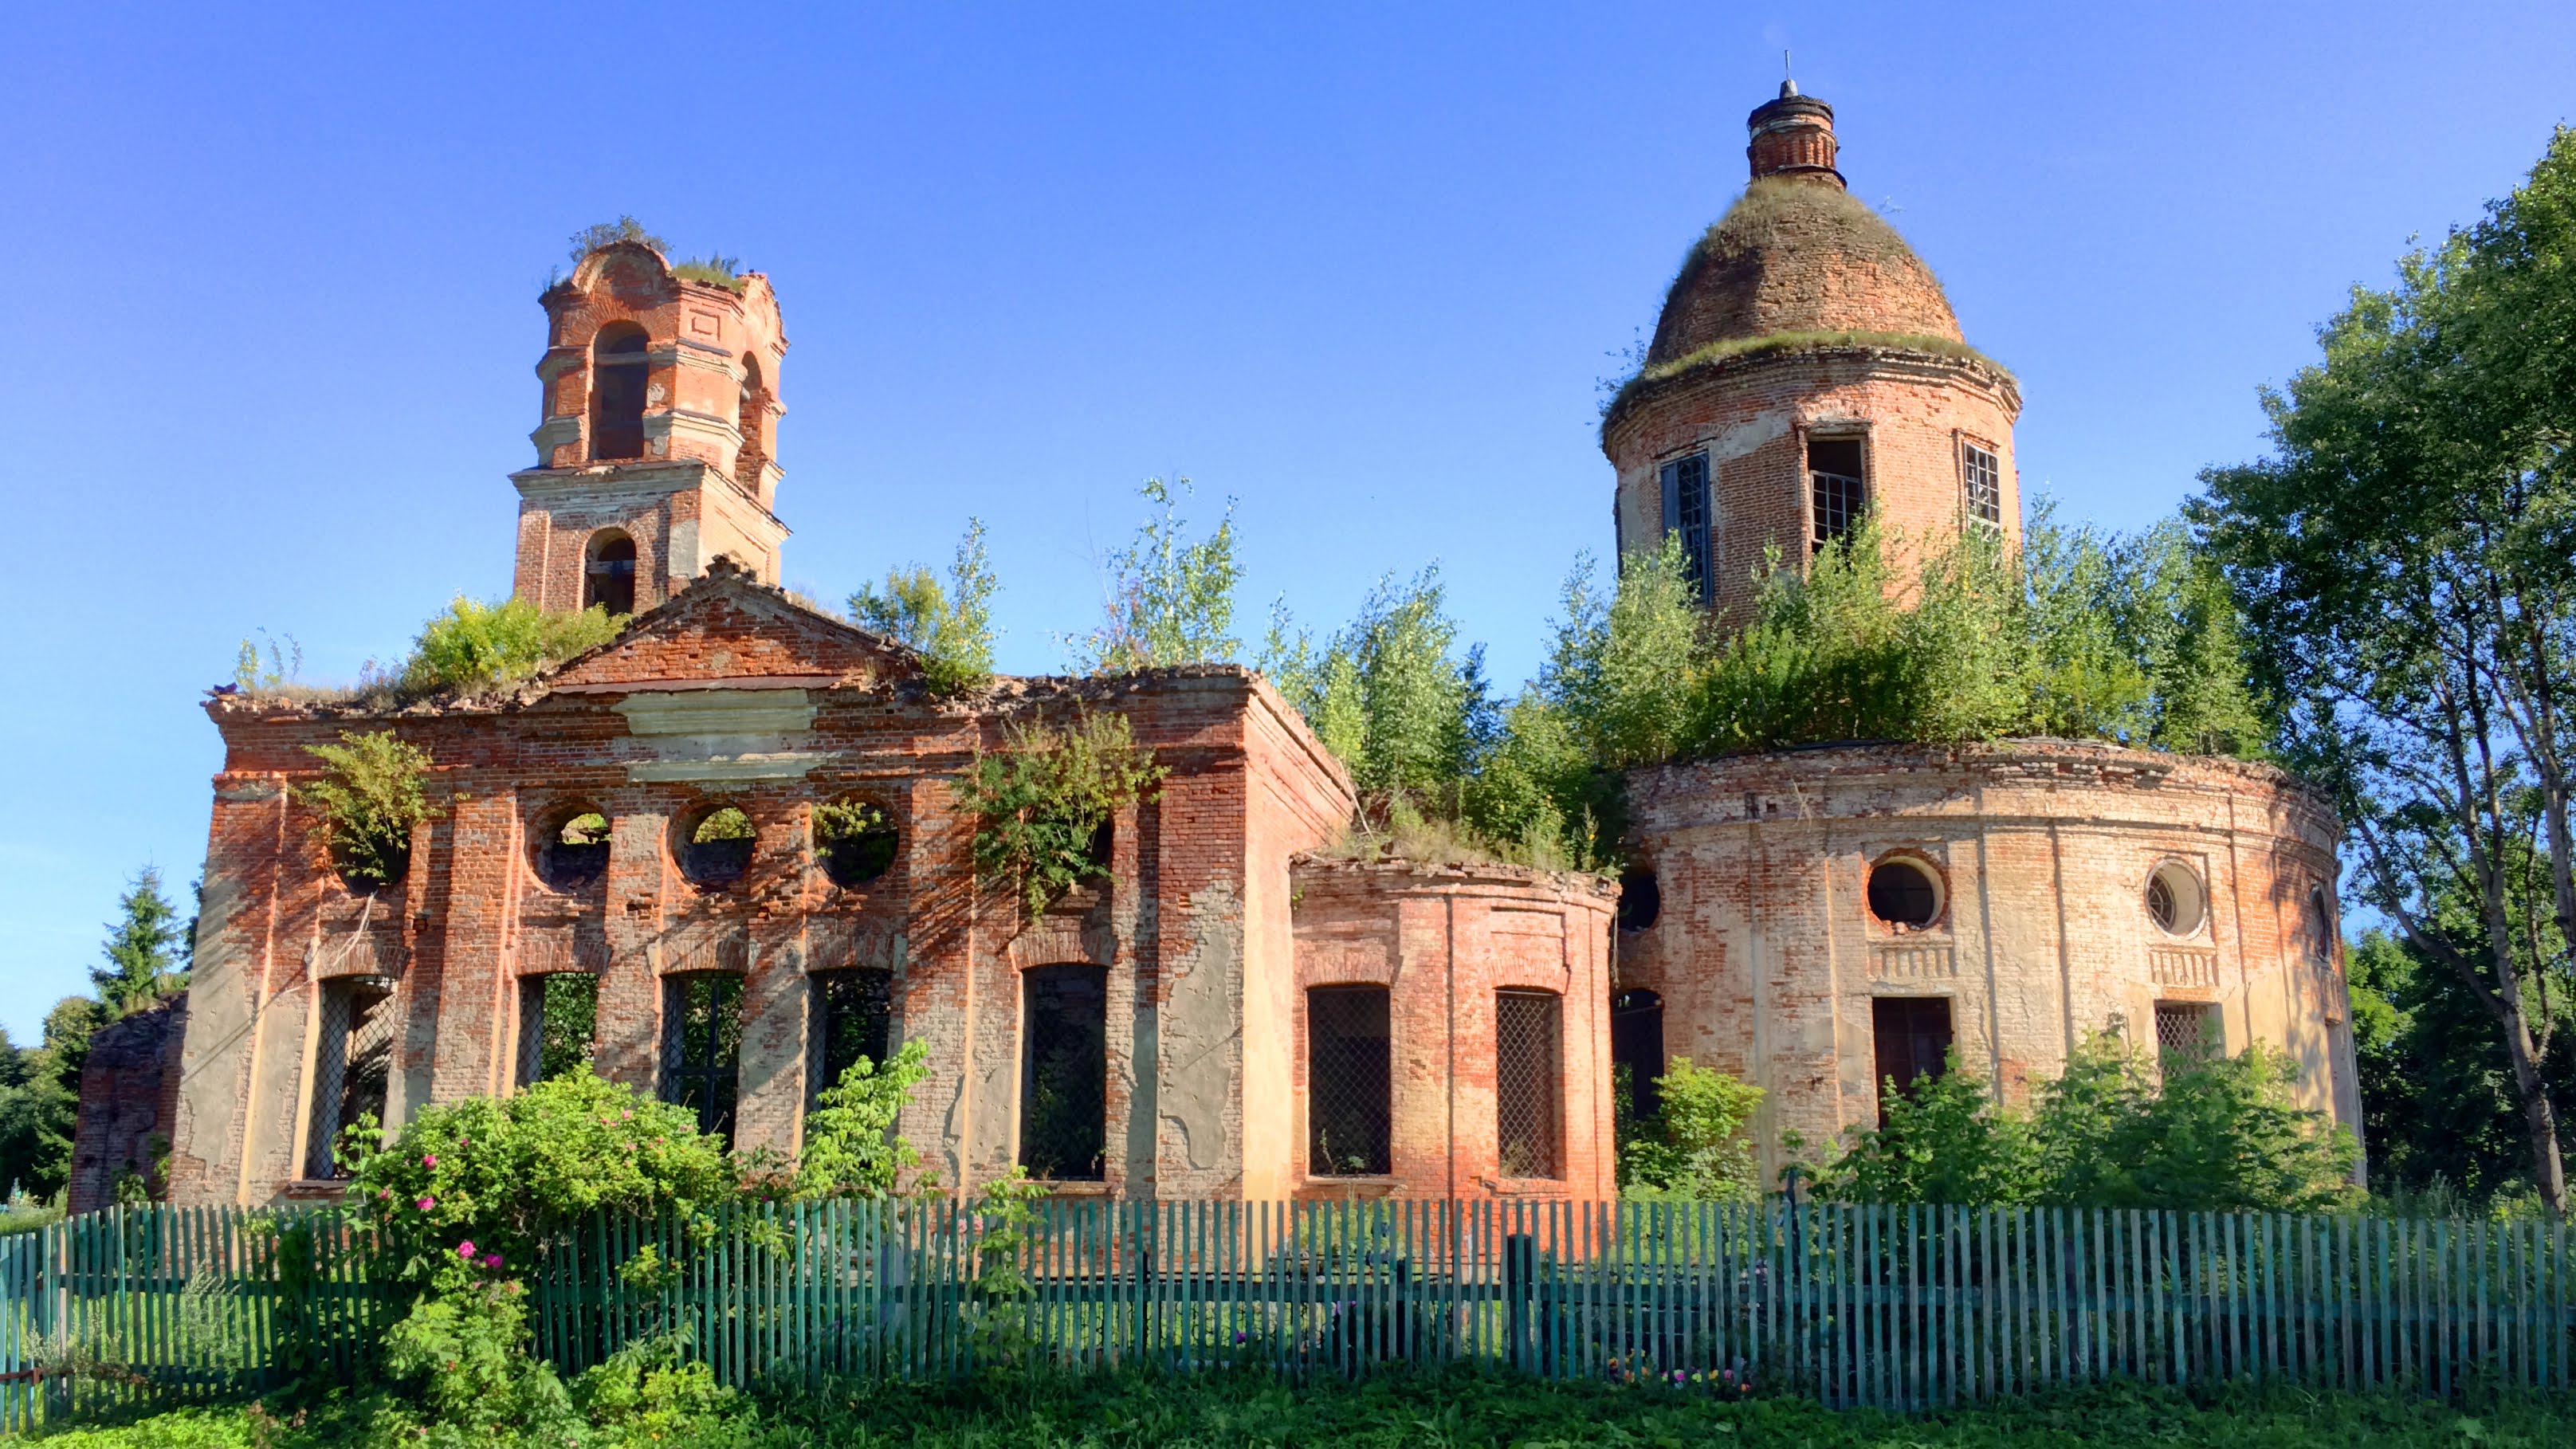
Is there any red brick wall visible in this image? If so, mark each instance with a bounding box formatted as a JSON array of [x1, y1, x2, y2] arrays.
[[69, 996, 188, 1215]]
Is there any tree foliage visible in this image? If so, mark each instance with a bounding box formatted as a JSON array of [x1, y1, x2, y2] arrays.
[[794, 1040, 930, 1200], [296, 729, 438, 887], [2192, 127, 2576, 1211], [1620, 1058, 1766, 1203], [850, 518, 1000, 694], [957, 712, 1165, 916], [92, 867, 190, 1015], [1073, 477, 1243, 673], [402, 596, 622, 697]]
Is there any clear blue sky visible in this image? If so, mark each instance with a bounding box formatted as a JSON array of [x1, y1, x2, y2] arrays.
[[3, 2, 2570, 1041]]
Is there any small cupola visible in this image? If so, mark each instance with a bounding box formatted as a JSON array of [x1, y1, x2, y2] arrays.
[[1745, 79, 1843, 188]]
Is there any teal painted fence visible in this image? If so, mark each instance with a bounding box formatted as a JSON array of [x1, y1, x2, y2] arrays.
[[4, 1199, 2573, 1428]]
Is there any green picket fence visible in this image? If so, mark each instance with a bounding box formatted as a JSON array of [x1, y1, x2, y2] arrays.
[[4, 1199, 2573, 1429]]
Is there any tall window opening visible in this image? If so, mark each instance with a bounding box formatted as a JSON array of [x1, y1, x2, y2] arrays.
[[1961, 439, 2002, 528], [1610, 988, 1667, 1125], [1019, 964, 1109, 1180], [2154, 1001, 2221, 1070], [584, 532, 638, 616], [1808, 436, 1866, 552], [305, 976, 395, 1179], [2303, 886, 2336, 966], [809, 968, 893, 1103], [589, 323, 649, 461], [1870, 995, 1953, 1119], [660, 974, 743, 1143], [735, 354, 769, 492], [1306, 986, 1391, 1176], [1657, 451, 1714, 601], [1494, 990, 1563, 1179], [516, 972, 599, 1087]]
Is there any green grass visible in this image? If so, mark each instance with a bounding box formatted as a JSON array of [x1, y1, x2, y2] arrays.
[[15, 1368, 2576, 1449], [1604, 329, 2013, 424]]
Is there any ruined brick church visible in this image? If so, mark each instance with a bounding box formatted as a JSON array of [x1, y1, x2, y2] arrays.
[[86, 84, 2355, 1212]]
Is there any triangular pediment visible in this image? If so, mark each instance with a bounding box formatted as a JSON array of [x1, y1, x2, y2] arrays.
[[540, 558, 921, 694]]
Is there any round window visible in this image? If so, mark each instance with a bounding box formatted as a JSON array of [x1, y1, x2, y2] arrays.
[[1616, 868, 1661, 932], [535, 808, 611, 889], [813, 799, 899, 889], [677, 804, 756, 886], [2146, 862, 2207, 936], [1866, 858, 1941, 929]]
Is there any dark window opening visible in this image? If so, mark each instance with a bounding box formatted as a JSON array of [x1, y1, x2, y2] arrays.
[[585, 533, 638, 616], [306, 976, 395, 1178], [535, 809, 611, 889], [1616, 867, 1661, 932], [736, 355, 769, 493], [1871, 995, 1954, 1119], [2155, 1001, 2221, 1070], [1867, 858, 1940, 928], [1307, 986, 1392, 1176], [516, 972, 599, 1086], [814, 800, 900, 889], [2305, 886, 2335, 965], [1962, 441, 2002, 528], [1020, 964, 1109, 1180], [678, 805, 756, 887], [809, 968, 893, 1103], [1657, 452, 1714, 601], [590, 324, 650, 462], [1808, 437, 1866, 552], [1610, 988, 1667, 1125], [1086, 818, 1115, 872], [660, 974, 743, 1144], [1495, 990, 1563, 1179]]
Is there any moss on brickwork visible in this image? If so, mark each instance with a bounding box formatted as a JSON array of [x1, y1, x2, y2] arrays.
[[1604, 328, 2013, 423]]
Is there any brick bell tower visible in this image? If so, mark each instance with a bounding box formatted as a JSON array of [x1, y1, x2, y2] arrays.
[[510, 239, 790, 616]]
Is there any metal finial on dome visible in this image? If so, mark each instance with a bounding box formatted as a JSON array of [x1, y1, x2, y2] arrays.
[[1781, 50, 1798, 98]]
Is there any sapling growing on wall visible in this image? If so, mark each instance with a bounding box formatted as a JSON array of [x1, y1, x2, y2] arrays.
[[957, 712, 1164, 916], [296, 728, 438, 888]]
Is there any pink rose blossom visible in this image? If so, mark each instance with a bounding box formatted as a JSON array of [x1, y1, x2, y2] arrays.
[[481, 1254, 502, 1270], [422, 1154, 437, 1168], [417, 1196, 434, 1211], [456, 1240, 477, 1259]]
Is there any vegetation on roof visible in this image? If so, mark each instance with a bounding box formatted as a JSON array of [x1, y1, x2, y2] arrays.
[[563, 216, 748, 292], [1604, 328, 2012, 421], [1676, 177, 1934, 289]]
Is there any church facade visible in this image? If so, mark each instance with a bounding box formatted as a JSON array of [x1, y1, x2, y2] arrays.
[[135, 84, 2354, 1211]]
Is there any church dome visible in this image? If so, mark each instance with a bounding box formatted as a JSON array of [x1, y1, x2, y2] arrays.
[[1643, 177, 1964, 369]]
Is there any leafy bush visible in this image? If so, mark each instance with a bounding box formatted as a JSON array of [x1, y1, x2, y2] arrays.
[[569, 216, 667, 261], [1815, 1058, 2041, 1208], [569, 1331, 741, 1449], [402, 595, 622, 697], [1070, 477, 1243, 674], [295, 729, 437, 887], [850, 518, 999, 693], [379, 1277, 571, 1439], [342, 1066, 736, 1287], [795, 1040, 929, 1200], [958, 712, 1165, 915], [1620, 1058, 1765, 1202]]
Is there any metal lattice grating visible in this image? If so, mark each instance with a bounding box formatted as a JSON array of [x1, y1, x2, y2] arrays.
[[1306, 987, 1392, 1176], [1020, 965, 1109, 1181], [661, 975, 744, 1144], [305, 976, 395, 1178], [2155, 1000, 2221, 1067], [1963, 442, 2002, 526], [1494, 991, 1562, 1180], [809, 969, 893, 1102]]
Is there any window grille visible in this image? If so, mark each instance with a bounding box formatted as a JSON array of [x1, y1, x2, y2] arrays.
[[809, 968, 893, 1103], [1494, 990, 1562, 1179], [1870, 996, 1953, 1118], [1020, 964, 1108, 1181], [516, 972, 599, 1087], [660, 974, 743, 1144], [305, 976, 395, 1179], [1808, 437, 1867, 552], [1658, 452, 1714, 601], [1962, 441, 2002, 528], [1306, 987, 1392, 1176], [2155, 1001, 2221, 1068]]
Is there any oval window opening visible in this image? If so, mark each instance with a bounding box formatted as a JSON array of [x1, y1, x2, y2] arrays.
[[536, 809, 611, 889], [1617, 868, 1661, 932], [1867, 859, 1939, 929], [2146, 862, 2206, 936], [814, 800, 899, 889], [679, 805, 756, 886]]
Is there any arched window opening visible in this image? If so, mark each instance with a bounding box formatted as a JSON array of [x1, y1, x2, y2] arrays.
[[1866, 858, 1942, 929], [585, 532, 638, 617], [2146, 862, 2208, 936], [516, 972, 599, 1086], [813, 799, 899, 889], [590, 323, 649, 461], [1610, 988, 1667, 1126], [660, 973, 743, 1144], [1808, 435, 1866, 553], [1307, 986, 1391, 1176], [1616, 867, 1661, 932], [534, 807, 611, 889], [2304, 886, 2336, 965], [1020, 964, 1108, 1181], [735, 354, 769, 492], [305, 975, 395, 1178], [677, 804, 756, 888], [809, 968, 893, 1104], [1494, 989, 1563, 1180], [1870, 995, 1953, 1122]]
